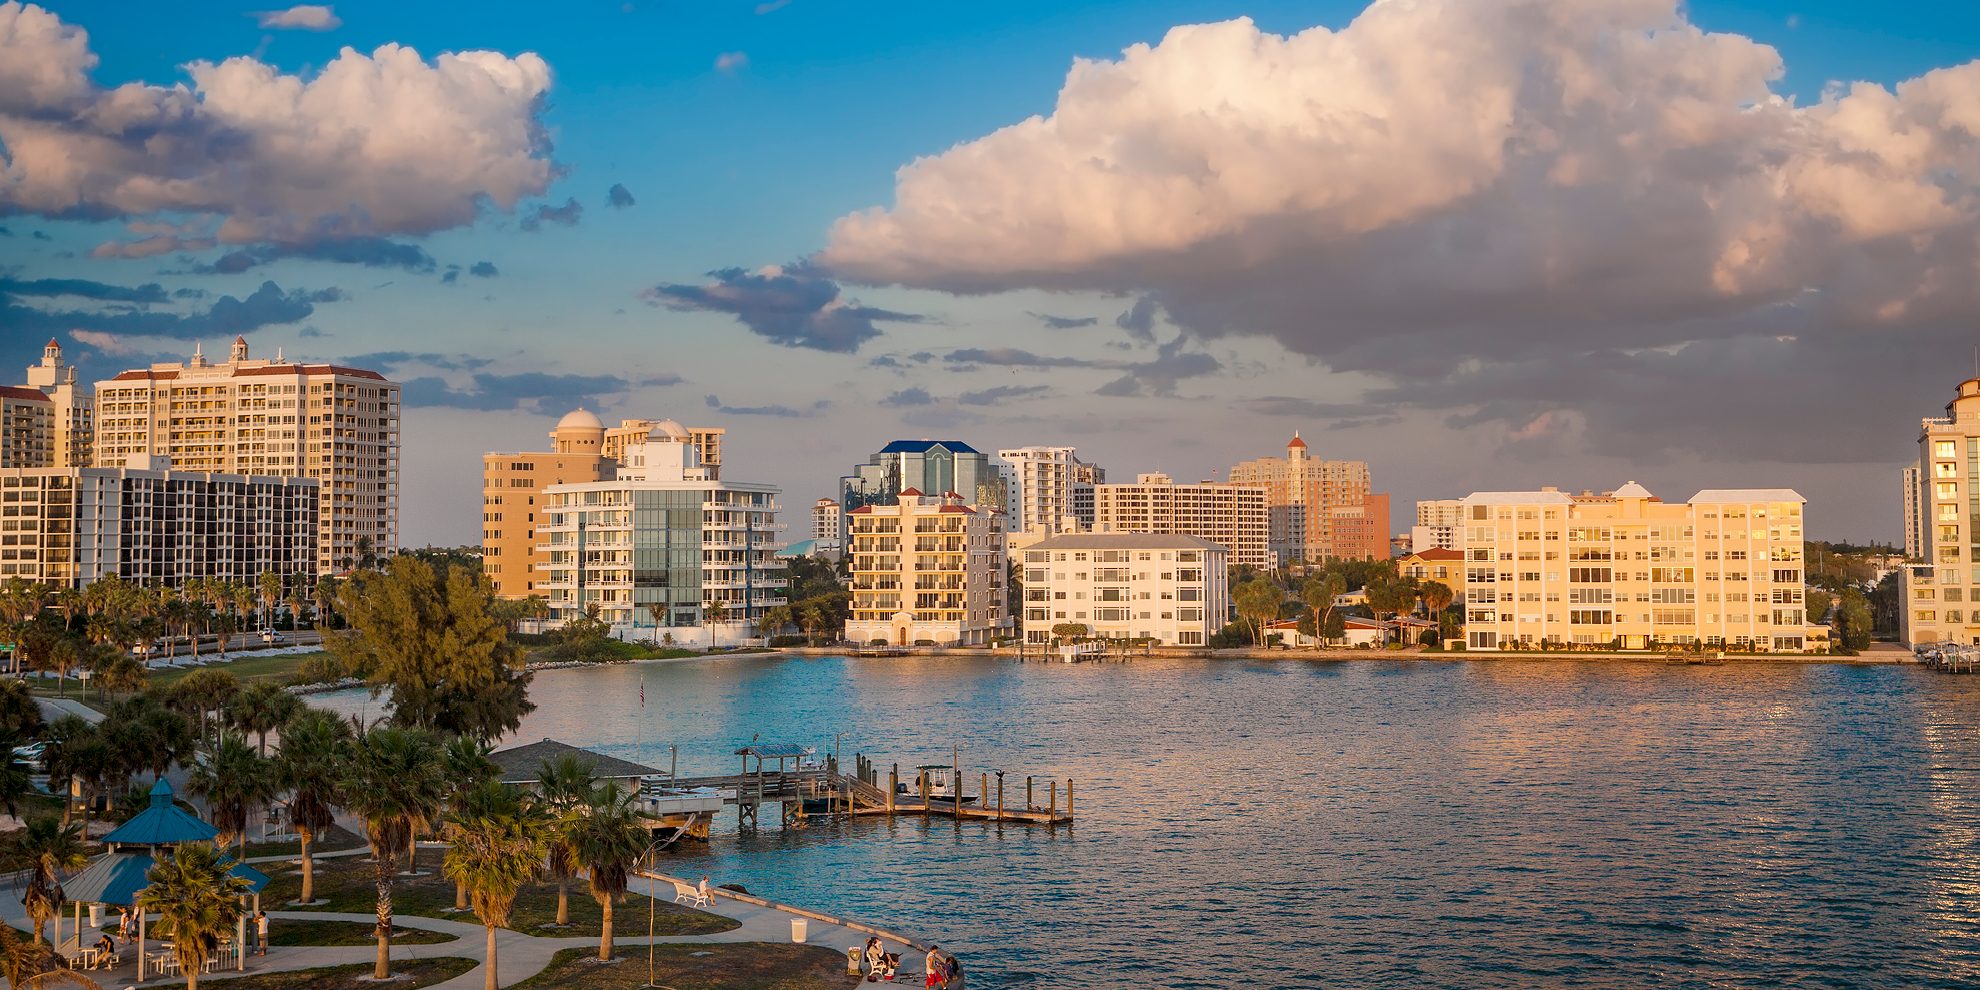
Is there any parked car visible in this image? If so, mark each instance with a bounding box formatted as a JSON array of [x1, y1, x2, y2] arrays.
[[12, 742, 47, 772], [259, 629, 288, 646]]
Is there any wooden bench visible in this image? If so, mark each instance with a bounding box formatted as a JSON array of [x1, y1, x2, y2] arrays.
[[671, 880, 711, 908]]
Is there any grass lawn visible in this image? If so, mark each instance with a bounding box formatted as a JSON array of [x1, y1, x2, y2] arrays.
[[148, 650, 327, 687], [266, 918, 455, 947], [510, 944, 850, 990], [149, 956, 475, 990], [259, 851, 738, 938], [241, 823, 366, 858]]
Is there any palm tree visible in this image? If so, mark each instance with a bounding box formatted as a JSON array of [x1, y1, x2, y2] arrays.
[[0, 736, 31, 818], [14, 817, 86, 944], [703, 599, 727, 649], [313, 575, 339, 629], [566, 786, 648, 962], [224, 681, 303, 755], [644, 602, 667, 644], [0, 678, 45, 738], [799, 602, 827, 645], [188, 733, 275, 858], [343, 725, 447, 980], [43, 715, 111, 828], [137, 844, 252, 990], [276, 709, 352, 905], [440, 735, 497, 909], [442, 781, 550, 990], [256, 571, 283, 634], [536, 755, 595, 927]]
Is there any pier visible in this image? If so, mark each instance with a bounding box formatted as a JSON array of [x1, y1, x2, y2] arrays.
[[1920, 644, 1980, 673]]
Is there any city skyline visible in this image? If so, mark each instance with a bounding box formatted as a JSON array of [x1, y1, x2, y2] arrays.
[[5, 1, 1980, 547]]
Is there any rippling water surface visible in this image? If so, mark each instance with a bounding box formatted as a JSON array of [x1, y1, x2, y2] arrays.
[[315, 657, 1980, 988]]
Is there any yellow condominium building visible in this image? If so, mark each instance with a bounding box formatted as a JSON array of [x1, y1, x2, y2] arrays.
[[92, 337, 397, 574], [847, 489, 1007, 646], [1227, 433, 1374, 563], [1457, 482, 1814, 653], [1092, 473, 1270, 568], [1903, 377, 1980, 646]]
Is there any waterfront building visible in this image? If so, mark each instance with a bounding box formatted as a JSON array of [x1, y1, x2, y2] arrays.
[[841, 440, 1008, 539], [1092, 473, 1270, 568], [1901, 377, 1980, 646], [2, 340, 91, 469], [1456, 482, 1815, 653], [998, 446, 1105, 536], [1227, 434, 1381, 563], [846, 489, 1007, 646], [1399, 547, 1467, 604], [0, 455, 318, 589], [1902, 464, 1925, 561], [483, 410, 726, 598], [1018, 533, 1228, 646], [535, 421, 784, 644], [93, 338, 397, 574]]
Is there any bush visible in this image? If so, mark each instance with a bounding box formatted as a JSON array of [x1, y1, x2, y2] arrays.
[[1418, 628, 1438, 646], [292, 654, 347, 685], [767, 635, 807, 648]]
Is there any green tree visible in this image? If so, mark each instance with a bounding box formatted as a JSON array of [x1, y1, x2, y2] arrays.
[[169, 668, 241, 747], [441, 735, 498, 908], [330, 557, 533, 744], [188, 733, 275, 858], [1301, 574, 1346, 648], [703, 599, 728, 648], [137, 844, 252, 990], [442, 781, 549, 990], [223, 681, 303, 756], [1234, 580, 1282, 647], [343, 725, 447, 980], [43, 715, 112, 828], [537, 755, 596, 927], [257, 570, 284, 632], [1804, 587, 1834, 626], [1838, 588, 1873, 653], [276, 709, 353, 905], [91, 648, 146, 699], [566, 786, 649, 962], [13, 817, 86, 944], [0, 679, 45, 739]]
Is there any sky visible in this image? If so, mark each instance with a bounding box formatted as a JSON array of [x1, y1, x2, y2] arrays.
[[4, 0, 1980, 548]]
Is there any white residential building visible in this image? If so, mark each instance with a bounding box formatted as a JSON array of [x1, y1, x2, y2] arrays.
[[998, 446, 1105, 536], [1092, 473, 1270, 568], [1412, 498, 1464, 552], [1018, 533, 1228, 646], [0, 455, 318, 589], [1903, 464, 1924, 561], [1903, 377, 1980, 646], [2, 340, 91, 469], [811, 497, 842, 543], [846, 489, 1007, 646], [536, 422, 785, 644], [94, 337, 398, 573], [1457, 482, 1816, 653]]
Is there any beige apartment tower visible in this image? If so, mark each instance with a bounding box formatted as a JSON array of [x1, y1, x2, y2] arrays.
[[92, 338, 397, 574], [482, 409, 725, 599], [1457, 482, 1814, 653], [1092, 473, 1270, 568], [1901, 378, 1980, 646], [1228, 434, 1378, 563], [846, 489, 1007, 646], [2, 340, 92, 469]]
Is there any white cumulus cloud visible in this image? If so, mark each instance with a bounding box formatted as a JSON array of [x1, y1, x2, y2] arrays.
[[255, 5, 341, 31], [0, 2, 554, 246]]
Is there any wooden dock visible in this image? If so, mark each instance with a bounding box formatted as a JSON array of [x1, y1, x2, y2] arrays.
[[651, 746, 1074, 829]]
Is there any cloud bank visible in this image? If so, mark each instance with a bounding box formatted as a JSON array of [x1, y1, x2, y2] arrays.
[[646, 264, 927, 352]]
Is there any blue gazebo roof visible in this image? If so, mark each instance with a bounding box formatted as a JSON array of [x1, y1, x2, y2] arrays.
[[102, 780, 220, 847], [63, 851, 269, 908]]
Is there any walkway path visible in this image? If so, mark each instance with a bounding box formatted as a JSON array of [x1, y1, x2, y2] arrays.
[[33, 697, 102, 726], [0, 865, 926, 989]]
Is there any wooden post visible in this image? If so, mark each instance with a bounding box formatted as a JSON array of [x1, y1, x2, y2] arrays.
[[888, 764, 897, 816], [919, 768, 929, 812], [980, 773, 987, 819], [1049, 780, 1057, 820], [996, 774, 1004, 823], [952, 745, 960, 821], [1067, 778, 1074, 821], [1027, 776, 1034, 812]]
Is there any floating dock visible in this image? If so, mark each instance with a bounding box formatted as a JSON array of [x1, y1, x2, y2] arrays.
[[649, 744, 1074, 829]]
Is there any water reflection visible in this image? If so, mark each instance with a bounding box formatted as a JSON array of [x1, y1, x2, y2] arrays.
[[314, 658, 1980, 989]]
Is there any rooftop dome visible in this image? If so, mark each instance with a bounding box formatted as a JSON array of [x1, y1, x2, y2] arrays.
[[647, 418, 690, 441], [555, 408, 604, 432]]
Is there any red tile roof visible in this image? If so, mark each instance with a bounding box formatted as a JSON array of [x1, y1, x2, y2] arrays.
[[937, 505, 976, 513], [0, 386, 50, 402], [899, 487, 923, 497], [1406, 548, 1463, 561], [848, 505, 874, 514]]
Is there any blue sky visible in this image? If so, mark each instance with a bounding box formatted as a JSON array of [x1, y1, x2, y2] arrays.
[[6, 0, 1980, 546]]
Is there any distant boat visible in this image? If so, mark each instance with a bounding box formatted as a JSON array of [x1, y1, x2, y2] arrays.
[[898, 765, 979, 805]]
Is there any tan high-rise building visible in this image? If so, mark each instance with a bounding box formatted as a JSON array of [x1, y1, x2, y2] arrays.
[[4, 340, 91, 468], [482, 410, 724, 599], [92, 338, 398, 574], [1457, 482, 1813, 653], [1227, 434, 1378, 563], [846, 489, 1007, 646], [1092, 472, 1270, 568], [1902, 377, 1980, 646]]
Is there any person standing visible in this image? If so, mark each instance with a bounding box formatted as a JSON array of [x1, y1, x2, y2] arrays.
[[255, 911, 269, 956], [925, 946, 944, 988]]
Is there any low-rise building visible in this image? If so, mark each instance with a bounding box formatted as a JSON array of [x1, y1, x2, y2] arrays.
[[1018, 533, 1229, 647], [535, 422, 785, 644], [1399, 548, 1468, 603], [846, 489, 1007, 646], [1092, 473, 1270, 568], [1456, 482, 1817, 653], [0, 455, 319, 589]]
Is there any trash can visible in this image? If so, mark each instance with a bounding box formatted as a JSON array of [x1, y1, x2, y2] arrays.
[[790, 918, 808, 943]]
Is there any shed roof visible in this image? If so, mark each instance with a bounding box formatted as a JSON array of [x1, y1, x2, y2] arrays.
[[490, 739, 661, 784], [64, 851, 269, 907]]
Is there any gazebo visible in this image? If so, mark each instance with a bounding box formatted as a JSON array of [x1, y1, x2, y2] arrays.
[[59, 779, 270, 978]]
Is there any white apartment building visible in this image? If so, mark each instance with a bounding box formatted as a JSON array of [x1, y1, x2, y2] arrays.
[[94, 338, 398, 573], [1458, 482, 1815, 653], [1903, 464, 1925, 561], [846, 489, 1007, 646], [811, 497, 842, 543], [998, 446, 1104, 536], [536, 422, 785, 644], [1902, 378, 1980, 646], [0, 455, 318, 589], [1018, 533, 1229, 646], [1092, 473, 1270, 568], [1, 340, 91, 469], [1412, 498, 1464, 552]]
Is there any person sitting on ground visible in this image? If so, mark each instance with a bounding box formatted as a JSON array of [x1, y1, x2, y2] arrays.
[[879, 952, 900, 982], [943, 954, 963, 989]]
